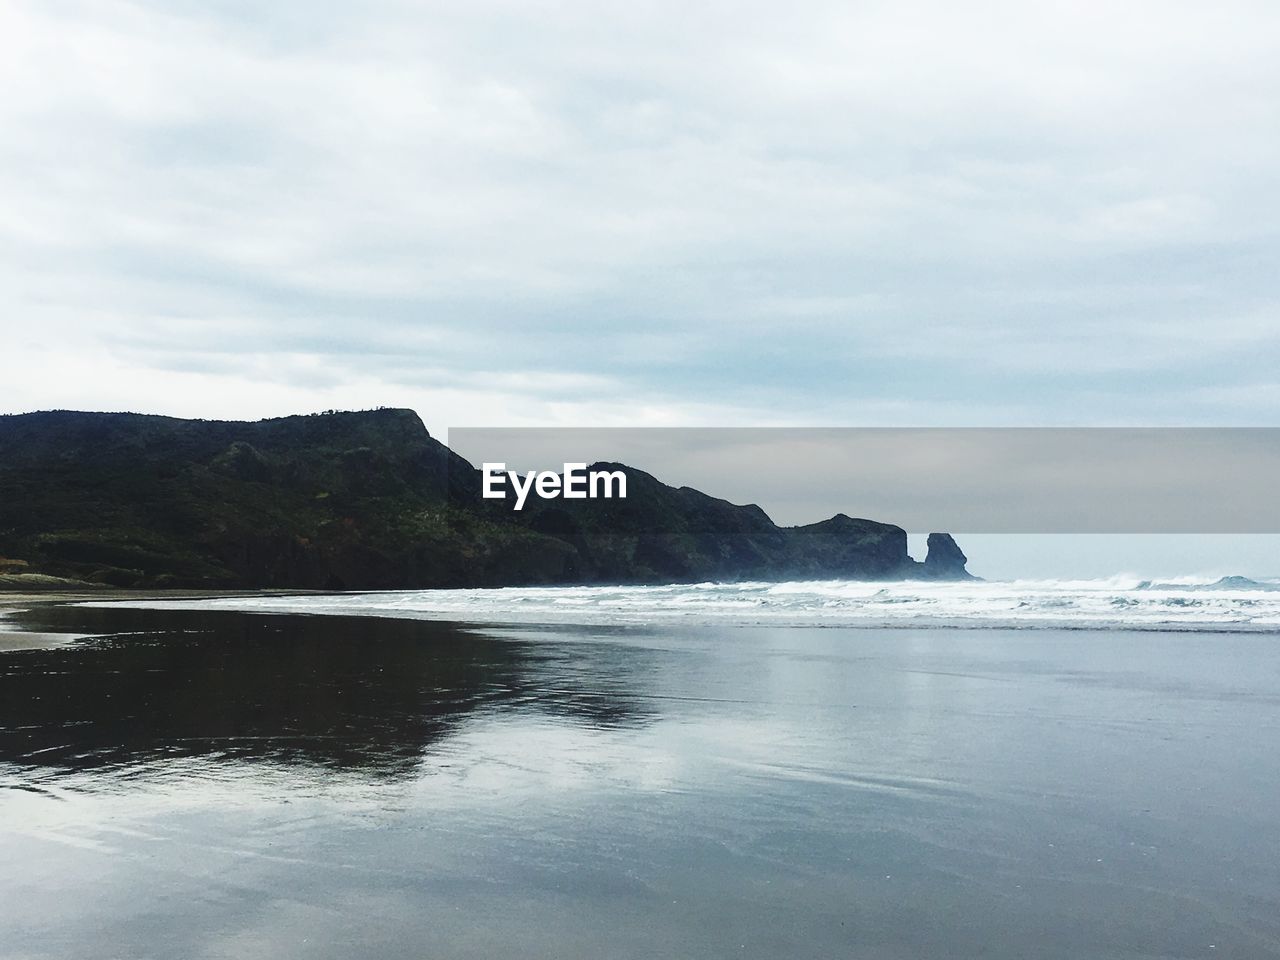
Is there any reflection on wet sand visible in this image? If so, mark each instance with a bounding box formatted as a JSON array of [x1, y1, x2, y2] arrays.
[[3, 604, 1280, 959], [0, 605, 655, 781]]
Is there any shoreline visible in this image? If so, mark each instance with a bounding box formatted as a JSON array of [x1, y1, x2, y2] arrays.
[[0, 587, 306, 652], [0, 592, 105, 651], [6, 579, 1280, 651]]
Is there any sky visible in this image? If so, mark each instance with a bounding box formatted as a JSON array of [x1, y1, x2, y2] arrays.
[[2, 0, 1279, 434]]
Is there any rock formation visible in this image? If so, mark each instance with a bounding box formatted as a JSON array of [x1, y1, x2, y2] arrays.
[[923, 532, 974, 580], [0, 409, 973, 589]]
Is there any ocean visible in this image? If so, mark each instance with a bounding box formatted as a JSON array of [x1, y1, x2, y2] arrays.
[[91, 574, 1280, 630], [2, 579, 1279, 958]]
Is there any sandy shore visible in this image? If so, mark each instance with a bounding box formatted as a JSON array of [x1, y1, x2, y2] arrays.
[[0, 586, 301, 652], [0, 587, 147, 651], [0, 594, 97, 651]]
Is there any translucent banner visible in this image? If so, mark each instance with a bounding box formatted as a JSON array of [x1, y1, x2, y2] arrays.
[[445, 428, 1280, 533]]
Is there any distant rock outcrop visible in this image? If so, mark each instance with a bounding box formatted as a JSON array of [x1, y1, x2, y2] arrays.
[[922, 532, 974, 580], [0, 409, 974, 589]]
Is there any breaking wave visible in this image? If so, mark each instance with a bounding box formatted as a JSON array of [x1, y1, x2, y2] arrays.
[[86, 574, 1280, 632]]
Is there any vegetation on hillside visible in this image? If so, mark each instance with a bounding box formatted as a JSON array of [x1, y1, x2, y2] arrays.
[[0, 409, 966, 589]]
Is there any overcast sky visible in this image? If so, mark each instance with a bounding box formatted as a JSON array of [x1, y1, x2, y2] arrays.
[[2, 0, 1279, 433]]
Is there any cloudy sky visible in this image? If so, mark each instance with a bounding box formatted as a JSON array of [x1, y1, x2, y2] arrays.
[[3, 0, 1278, 433]]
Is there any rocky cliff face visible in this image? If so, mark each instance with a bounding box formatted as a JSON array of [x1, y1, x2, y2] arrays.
[[922, 532, 974, 580], [0, 409, 973, 589]]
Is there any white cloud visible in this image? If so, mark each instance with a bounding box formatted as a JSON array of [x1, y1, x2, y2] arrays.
[[1, 0, 1277, 426]]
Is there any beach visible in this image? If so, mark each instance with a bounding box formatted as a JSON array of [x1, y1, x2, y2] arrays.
[[0, 584, 311, 650], [0, 586, 106, 650], [3, 592, 1278, 959]]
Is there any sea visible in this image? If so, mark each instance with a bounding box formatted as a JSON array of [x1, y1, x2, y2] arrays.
[[2, 576, 1279, 958]]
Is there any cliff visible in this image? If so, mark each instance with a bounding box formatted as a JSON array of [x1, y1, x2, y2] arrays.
[[0, 409, 972, 589]]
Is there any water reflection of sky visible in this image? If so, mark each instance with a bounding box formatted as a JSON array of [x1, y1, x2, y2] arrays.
[[3, 605, 1280, 958]]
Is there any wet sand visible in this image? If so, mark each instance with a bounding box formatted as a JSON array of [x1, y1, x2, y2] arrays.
[[0, 587, 308, 651], [0, 589, 110, 650], [4, 603, 1279, 959]]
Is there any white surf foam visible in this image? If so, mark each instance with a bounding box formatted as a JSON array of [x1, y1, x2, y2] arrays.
[[82, 575, 1280, 631]]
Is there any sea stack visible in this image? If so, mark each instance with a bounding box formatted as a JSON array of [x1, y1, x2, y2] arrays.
[[923, 532, 974, 580]]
